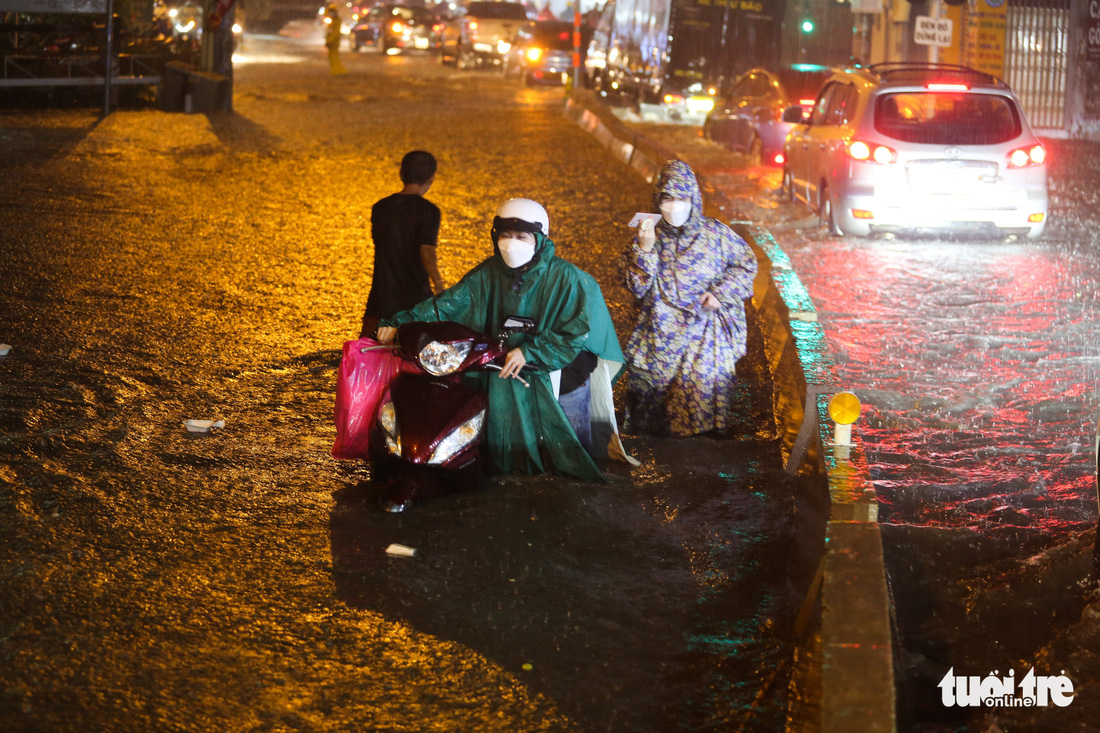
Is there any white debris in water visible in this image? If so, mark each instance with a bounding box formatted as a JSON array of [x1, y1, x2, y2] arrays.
[[183, 419, 225, 434]]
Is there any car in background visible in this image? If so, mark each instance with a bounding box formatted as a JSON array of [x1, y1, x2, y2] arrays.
[[501, 20, 589, 85], [783, 63, 1048, 239], [438, 0, 529, 69], [348, 4, 439, 53], [647, 83, 719, 126], [703, 64, 832, 166]]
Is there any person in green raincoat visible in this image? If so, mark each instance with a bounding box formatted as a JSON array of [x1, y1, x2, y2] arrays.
[[377, 198, 627, 482]]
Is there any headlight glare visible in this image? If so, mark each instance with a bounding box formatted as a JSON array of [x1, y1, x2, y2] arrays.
[[418, 340, 473, 376], [379, 402, 401, 455], [429, 411, 485, 465]]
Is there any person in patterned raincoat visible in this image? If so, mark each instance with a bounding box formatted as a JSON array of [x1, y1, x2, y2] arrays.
[[620, 159, 758, 436]]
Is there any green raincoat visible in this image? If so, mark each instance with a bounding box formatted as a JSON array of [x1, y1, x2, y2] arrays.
[[381, 238, 607, 482]]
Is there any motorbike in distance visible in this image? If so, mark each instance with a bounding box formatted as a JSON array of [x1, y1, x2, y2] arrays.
[[368, 316, 536, 513]]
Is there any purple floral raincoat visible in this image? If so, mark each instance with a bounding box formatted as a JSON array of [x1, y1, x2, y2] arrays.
[[620, 160, 758, 436]]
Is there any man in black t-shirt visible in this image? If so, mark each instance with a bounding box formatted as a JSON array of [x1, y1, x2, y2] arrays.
[[360, 150, 445, 338]]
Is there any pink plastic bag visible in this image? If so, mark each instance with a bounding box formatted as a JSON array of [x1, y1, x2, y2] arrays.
[[332, 338, 416, 460]]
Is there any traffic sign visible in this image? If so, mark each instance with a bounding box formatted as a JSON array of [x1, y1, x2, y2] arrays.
[[914, 15, 953, 47]]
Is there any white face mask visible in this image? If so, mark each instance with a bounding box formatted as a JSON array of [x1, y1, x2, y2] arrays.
[[659, 199, 692, 227], [498, 237, 536, 268]]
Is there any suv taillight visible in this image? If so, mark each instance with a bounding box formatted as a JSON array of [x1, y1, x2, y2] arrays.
[[847, 141, 897, 165], [1006, 144, 1046, 169]]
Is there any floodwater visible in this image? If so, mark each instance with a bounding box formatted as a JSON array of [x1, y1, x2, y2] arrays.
[[0, 28, 812, 732], [625, 113, 1100, 729], [783, 227, 1100, 731]]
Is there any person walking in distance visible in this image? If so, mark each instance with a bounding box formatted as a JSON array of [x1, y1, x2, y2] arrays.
[[324, 3, 347, 75], [360, 150, 446, 338]]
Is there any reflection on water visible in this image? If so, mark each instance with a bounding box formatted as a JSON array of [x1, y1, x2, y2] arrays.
[[786, 239, 1099, 532], [782, 233, 1100, 729]]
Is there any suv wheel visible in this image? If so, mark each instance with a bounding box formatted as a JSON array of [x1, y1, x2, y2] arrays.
[[820, 185, 844, 236]]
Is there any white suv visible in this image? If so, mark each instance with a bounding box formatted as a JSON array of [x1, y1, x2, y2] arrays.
[[782, 64, 1048, 239]]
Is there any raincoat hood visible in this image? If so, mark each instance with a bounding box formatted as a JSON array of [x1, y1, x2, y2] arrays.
[[652, 160, 705, 235]]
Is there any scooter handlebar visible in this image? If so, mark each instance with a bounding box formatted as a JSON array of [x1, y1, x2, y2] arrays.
[[483, 362, 532, 388]]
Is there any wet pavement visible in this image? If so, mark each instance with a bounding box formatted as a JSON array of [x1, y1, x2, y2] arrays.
[[611, 95, 1100, 729], [0, 28, 811, 733]]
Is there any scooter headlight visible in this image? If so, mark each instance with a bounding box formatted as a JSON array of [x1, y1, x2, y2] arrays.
[[428, 411, 485, 465], [379, 402, 401, 456], [418, 340, 473, 376]]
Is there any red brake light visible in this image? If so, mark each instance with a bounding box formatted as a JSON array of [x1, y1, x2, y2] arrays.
[[663, 93, 685, 105], [468, 19, 477, 30], [798, 98, 815, 106], [847, 140, 897, 165], [1007, 144, 1046, 168], [774, 152, 784, 165], [848, 141, 871, 160], [927, 83, 969, 91]]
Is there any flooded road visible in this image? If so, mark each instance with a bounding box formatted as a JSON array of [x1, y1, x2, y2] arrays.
[[0, 29, 808, 732], [623, 115, 1100, 728], [784, 231, 1100, 730], [789, 236, 1100, 530]]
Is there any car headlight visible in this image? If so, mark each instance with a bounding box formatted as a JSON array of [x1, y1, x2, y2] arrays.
[[497, 40, 511, 54], [686, 97, 715, 113], [379, 402, 401, 456], [429, 411, 485, 465], [418, 340, 473, 376]]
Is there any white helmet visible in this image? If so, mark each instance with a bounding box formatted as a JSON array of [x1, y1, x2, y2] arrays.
[[494, 198, 549, 238]]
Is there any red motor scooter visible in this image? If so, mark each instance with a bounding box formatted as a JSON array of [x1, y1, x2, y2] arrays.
[[369, 317, 535, 512]]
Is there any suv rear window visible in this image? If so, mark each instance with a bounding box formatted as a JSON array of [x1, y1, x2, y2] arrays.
[[529, 22, 575, 49], [774, 69, 831, 102], [873, 92, 1022, 145], [465, 2, 528, 19], [388, 6, 434, 23]]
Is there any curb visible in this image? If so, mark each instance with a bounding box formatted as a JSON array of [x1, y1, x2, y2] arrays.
[[564, 93, 896, 732]]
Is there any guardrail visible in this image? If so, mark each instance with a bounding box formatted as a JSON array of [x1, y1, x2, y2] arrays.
[[565, 92, 896, 732], [0, 53, 161, 87]]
